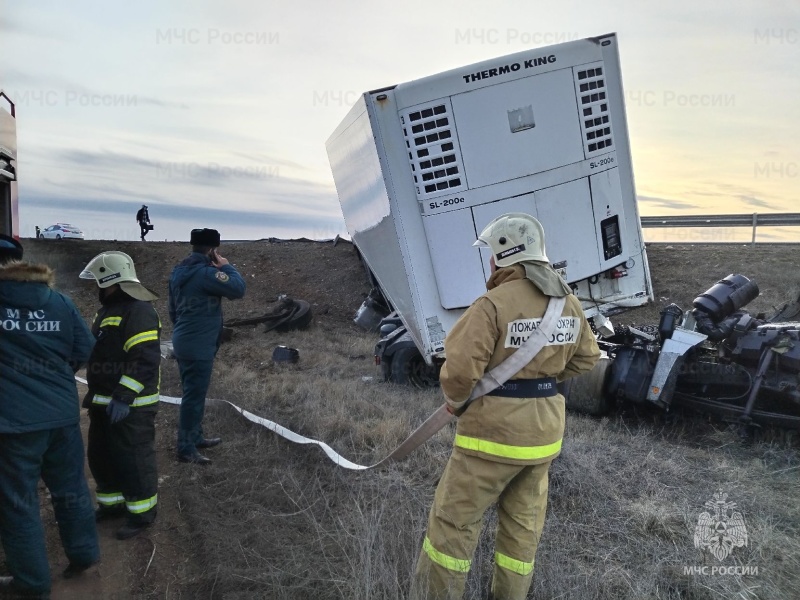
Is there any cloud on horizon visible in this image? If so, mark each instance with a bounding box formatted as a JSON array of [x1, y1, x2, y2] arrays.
[[637, 195, 700, 212], [28, 146, 338, 212], [736, 194, 782, 211]]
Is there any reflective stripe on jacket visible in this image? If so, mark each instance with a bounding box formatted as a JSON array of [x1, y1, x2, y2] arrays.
[[441, 264, 600, 465], [89, 393, 159, 408], [85, 295, 161, 410]]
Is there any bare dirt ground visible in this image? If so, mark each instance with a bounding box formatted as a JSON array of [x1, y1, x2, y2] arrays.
[[4, 239, 800, 599]]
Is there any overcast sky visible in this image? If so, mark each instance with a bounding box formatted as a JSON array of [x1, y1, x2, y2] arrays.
[[2, 0, 798, 242]]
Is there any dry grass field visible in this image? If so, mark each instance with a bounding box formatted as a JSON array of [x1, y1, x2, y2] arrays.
[[5, 239, 800, 599]]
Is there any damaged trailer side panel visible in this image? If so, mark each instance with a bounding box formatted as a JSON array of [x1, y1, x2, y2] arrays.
[[327, 33, 653, 370]]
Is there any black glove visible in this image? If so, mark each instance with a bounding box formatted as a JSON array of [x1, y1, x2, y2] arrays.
[[107, 397, 131, 424]]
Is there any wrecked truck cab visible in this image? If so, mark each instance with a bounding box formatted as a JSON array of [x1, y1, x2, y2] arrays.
[[579, 274, 800, 431]]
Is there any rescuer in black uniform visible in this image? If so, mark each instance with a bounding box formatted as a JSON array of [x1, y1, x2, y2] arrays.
[[80, 251, 162, 540]]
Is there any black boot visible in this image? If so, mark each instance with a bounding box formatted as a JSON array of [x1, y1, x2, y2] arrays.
[[63, 559, 98, 579], [196, 437, 222, 449], [95, 506, 126, 522], [116, 521, 152, 540], [177, 451, 211, 465]]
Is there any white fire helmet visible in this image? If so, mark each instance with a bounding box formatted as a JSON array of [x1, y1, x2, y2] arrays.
[[80, 251, 158, 301], [473, 213, 549, 267]]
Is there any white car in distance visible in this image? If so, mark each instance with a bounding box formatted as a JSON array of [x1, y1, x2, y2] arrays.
[[39, 223, 84, 240]]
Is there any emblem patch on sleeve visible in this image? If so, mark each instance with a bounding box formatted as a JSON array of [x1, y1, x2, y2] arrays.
[[215, 271, 230, 282]]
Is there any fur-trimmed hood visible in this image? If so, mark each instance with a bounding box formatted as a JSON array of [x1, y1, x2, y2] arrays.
[[0, 261, 58, 310], [0, 261, 56, 286], [0, 259, 94, 434]]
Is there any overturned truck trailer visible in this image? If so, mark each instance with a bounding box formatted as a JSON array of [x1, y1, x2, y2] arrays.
[[326, 33, 652, 384]]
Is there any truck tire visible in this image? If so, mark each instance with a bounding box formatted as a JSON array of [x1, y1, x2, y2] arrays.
[[561, 357, 613, 416], [273, 300, 313, 332], [388, 346, 439, 388]]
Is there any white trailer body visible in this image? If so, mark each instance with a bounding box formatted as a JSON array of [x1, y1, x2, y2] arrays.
[[327, 33, 652, 364]]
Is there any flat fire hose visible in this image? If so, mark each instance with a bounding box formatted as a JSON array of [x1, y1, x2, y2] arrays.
[[74, 375, 440, 470], [73, 296, 566, 470]]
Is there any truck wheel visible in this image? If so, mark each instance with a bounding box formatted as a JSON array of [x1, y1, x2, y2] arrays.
[[389, 347, 439, 388], [274, 300, 312, 332], [562, 357, 613, 416]]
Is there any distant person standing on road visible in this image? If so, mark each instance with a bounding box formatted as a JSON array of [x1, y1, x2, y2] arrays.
[[136, 204, 151, 241], [169, 228, 246, 465], [0, 234, 100, 597], [79, 251, 162, 541]]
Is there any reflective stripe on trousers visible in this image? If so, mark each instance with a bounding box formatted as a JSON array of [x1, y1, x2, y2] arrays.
[[422, 536, 471, 573], [87, 409, 158, 526], [495, 550, 534, 576], [412, 451, 551, 600], [96, 491, 157, 514], [96, 491, 125, 506], [127, 493, 158, 514], [454, 434, 562, 462]]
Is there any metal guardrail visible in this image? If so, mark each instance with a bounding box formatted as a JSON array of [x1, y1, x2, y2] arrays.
[[640, 213, 800, 244]]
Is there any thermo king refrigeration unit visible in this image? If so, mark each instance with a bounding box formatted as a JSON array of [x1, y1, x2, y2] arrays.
[[327, 33, 652, 370]]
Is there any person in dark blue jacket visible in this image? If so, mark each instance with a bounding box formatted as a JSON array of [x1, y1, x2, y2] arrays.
[[0, 236, 100, 597], [169, 228, 246, 464]]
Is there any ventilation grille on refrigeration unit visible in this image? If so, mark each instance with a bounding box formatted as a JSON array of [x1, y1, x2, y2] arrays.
[[401, 102, 466, 200], [575, 64, 614, 155]]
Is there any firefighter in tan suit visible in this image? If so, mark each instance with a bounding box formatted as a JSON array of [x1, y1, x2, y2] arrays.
[[412, 213, 601, 600]]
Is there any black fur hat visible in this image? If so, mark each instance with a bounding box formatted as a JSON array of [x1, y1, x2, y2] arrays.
[[190, 228, 220, 247], [0, 234, 23, 264]]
